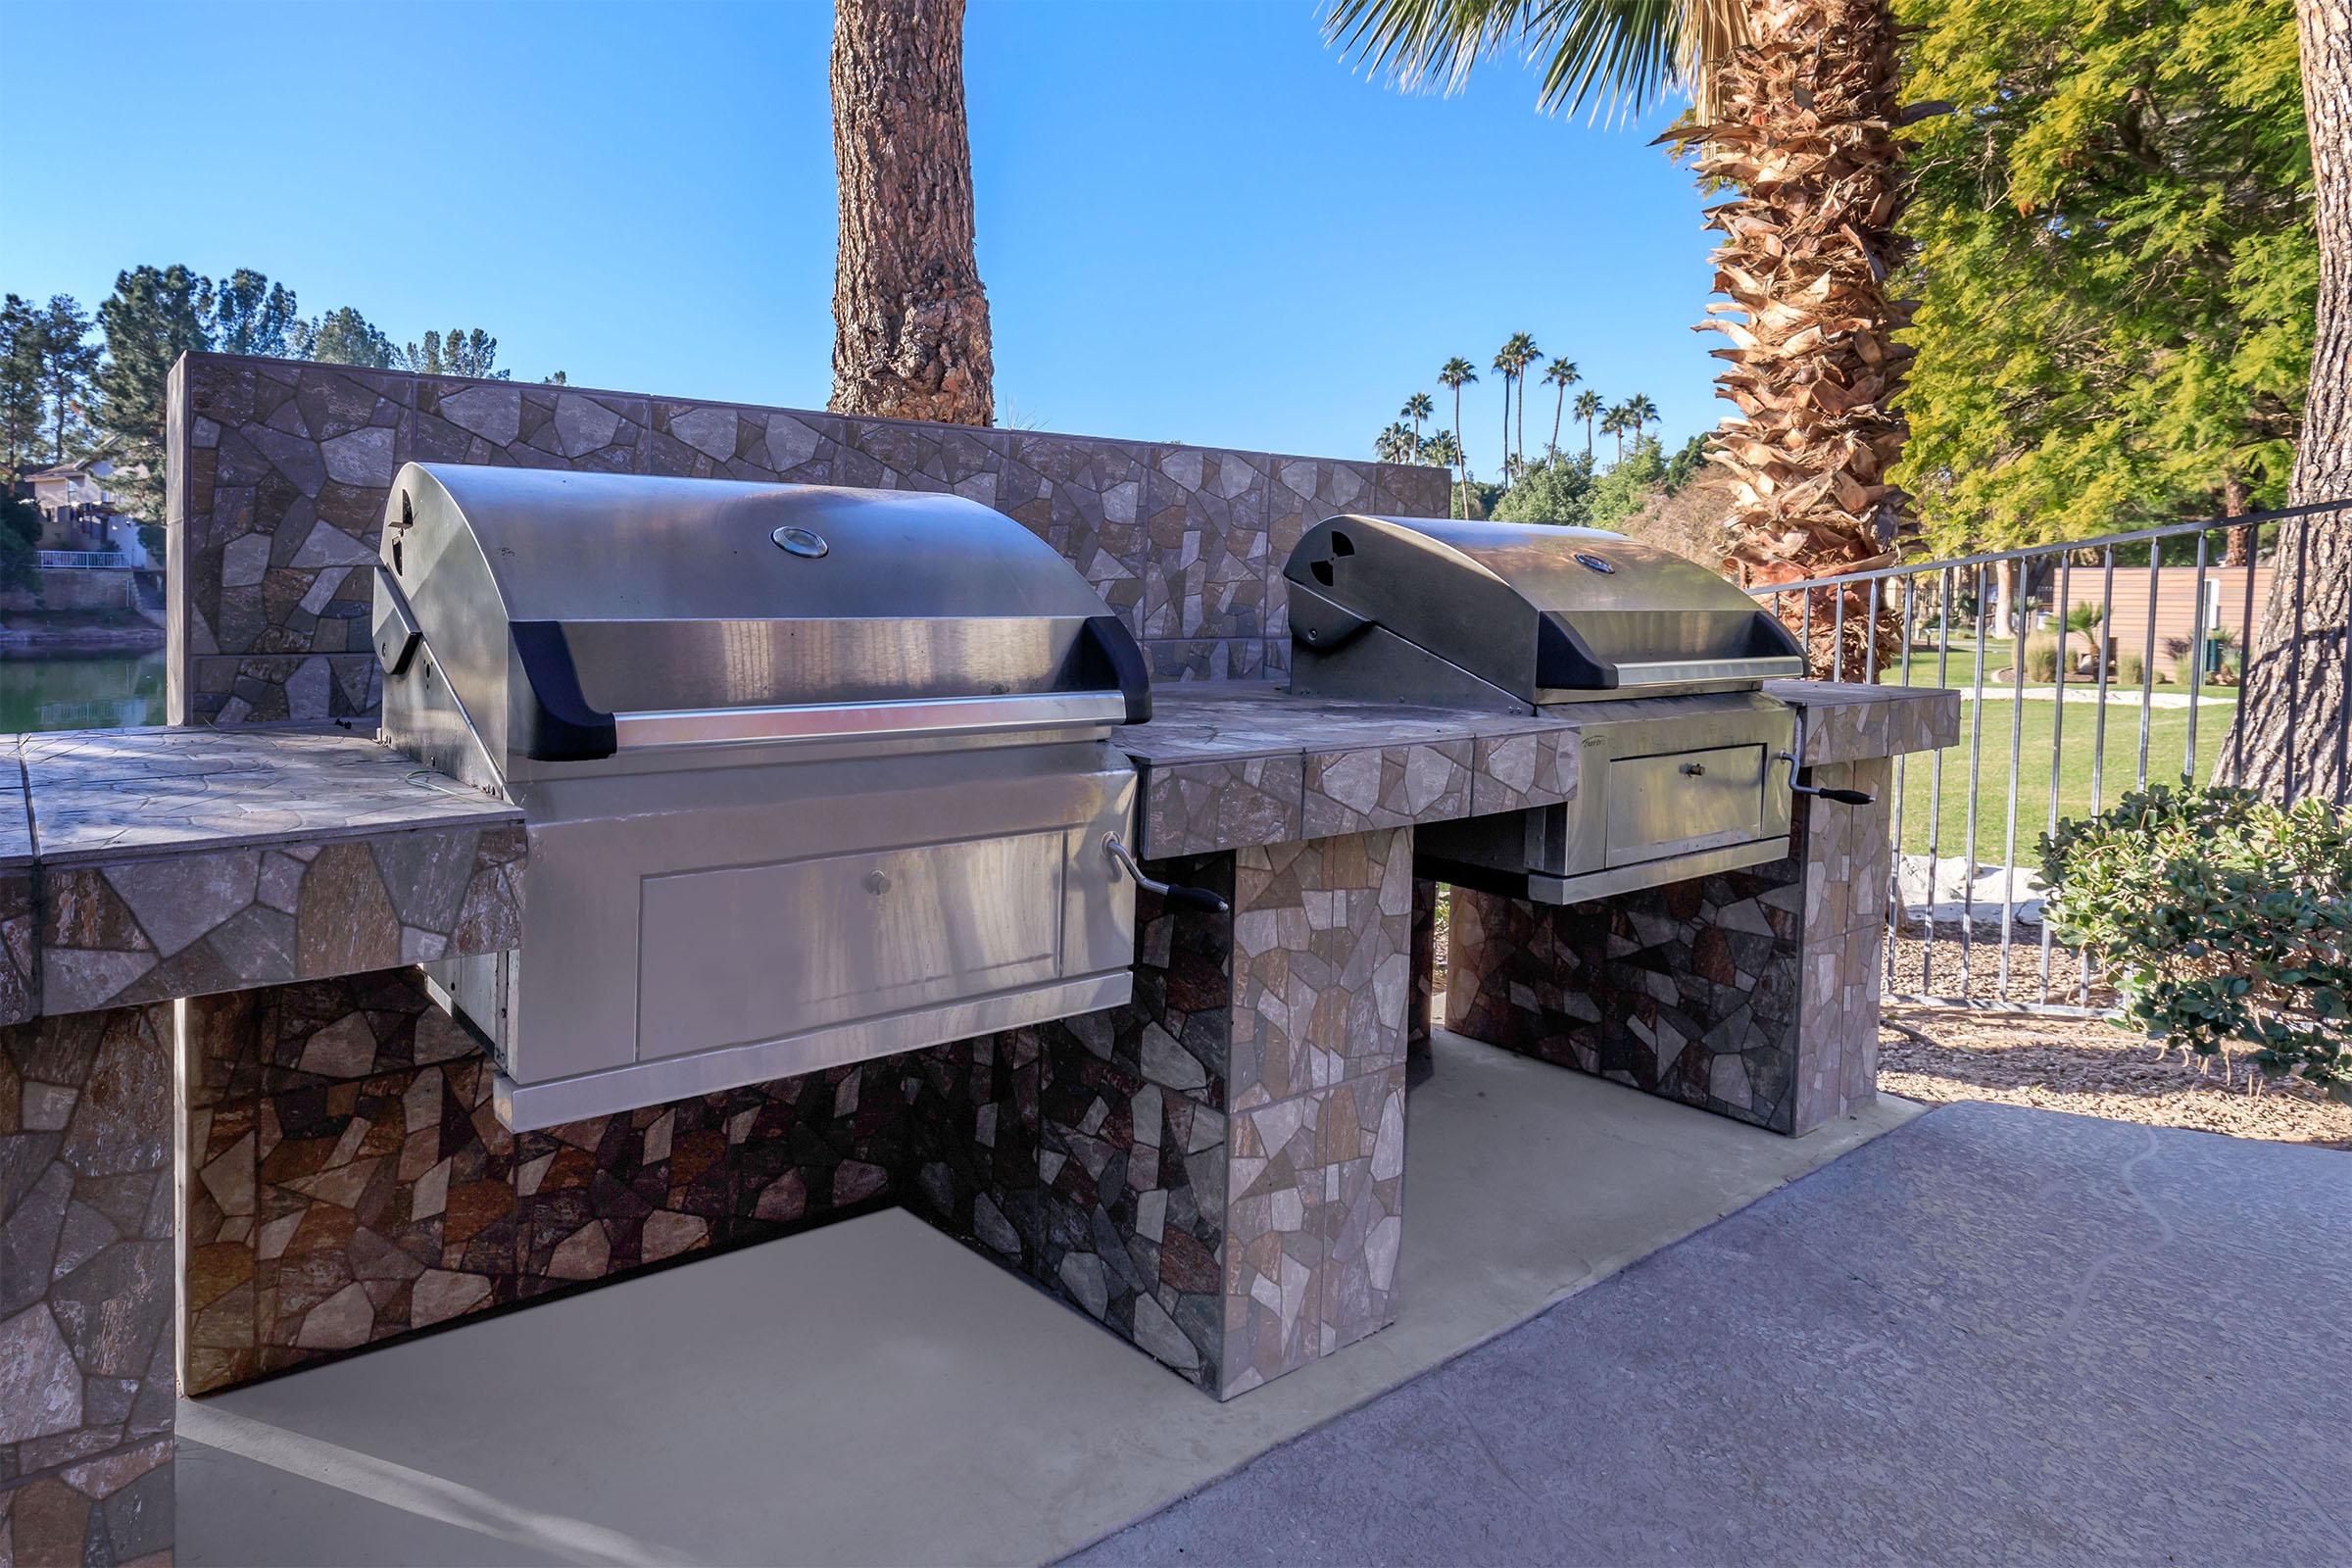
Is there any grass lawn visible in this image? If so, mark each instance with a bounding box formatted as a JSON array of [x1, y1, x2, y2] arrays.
[[1887, 639, 2242, 703], [1887, 692, 2237, 867]]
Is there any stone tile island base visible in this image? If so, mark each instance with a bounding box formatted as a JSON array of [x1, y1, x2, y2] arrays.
[[0, 1008, 177, 1567], [1446, 759, 1892, 1136], [158, 829, 1414, 1417], [910, 830, 1412, 1396]]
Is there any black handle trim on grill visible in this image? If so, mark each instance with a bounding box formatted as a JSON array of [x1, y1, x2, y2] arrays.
[[1103, 833, 1231, 913], [1536, 613, 1618, 691], [1077, 613, 1153, 725], [1778, 752, 1875, 807], [512, 619, 620, 761]]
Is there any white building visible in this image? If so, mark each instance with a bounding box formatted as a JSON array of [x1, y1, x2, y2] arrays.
[[24, 447, 154, 568]]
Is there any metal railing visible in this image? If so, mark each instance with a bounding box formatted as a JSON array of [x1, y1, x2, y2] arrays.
[[1750, 497, 2349, 1015], [36, 550, 129, 569]]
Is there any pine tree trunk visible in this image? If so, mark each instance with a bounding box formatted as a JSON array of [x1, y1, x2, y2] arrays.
[[829, 0, 994, 425], [2219, 0, 2352, 804], [1673, 0, 1914, 679]]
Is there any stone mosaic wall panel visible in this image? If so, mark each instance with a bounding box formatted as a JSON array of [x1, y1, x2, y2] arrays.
[[171, 353, 1448, 723], [0, 866, 33, 1029], [1768, 680, 1961, 765], [1301, 741, 1473, 839], [1446, 762, 1892, 1136], [38, 822, 523, 1016], [0, 1006, 176, 1565], [175, 969, 914, 1395]]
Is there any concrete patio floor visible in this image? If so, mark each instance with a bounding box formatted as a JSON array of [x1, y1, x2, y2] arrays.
[[176, 1030, 1916, 1566], [1081, 1101, 2352, 1567]]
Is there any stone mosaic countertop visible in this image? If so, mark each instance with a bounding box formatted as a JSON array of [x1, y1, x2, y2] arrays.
[[0, 726, 524, 1023], [1117, 681, 1958, 858]]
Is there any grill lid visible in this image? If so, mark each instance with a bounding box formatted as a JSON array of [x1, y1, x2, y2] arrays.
[[1284, 515, 1802, 707], [376, 464, 1148, 762]]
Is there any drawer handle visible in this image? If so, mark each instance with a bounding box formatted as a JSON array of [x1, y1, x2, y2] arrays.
[[1680, 761, 1705, 777]]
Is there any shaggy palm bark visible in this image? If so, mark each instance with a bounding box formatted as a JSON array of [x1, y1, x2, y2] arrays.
[[2220, 0, 2352, 805], [1670, 0, 1914, 678], [829, 0, 995, 425]]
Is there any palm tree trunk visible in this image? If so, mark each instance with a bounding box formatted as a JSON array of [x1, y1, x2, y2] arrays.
[[1499, 381, 1511, 481], [1452, 388, 1466, 480], [1674, 0, 1913, 678], [1585, 414, 1594, 460], [1515, 382, 1526, 470], [1550, 389, 1565, 457], [2223, 472, 2253, 567], [2219, 0, 2352, 804], [829, 0, 995, 424]]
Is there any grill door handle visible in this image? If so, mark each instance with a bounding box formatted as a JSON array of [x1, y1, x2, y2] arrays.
[[1102, 834, 1229, 913]]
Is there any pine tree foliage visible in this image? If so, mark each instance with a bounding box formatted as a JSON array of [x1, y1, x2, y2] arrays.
[[25, 296, 100, 468], [209, 270, 301, 357], [403, 328, 506, 379], [1897, 0, 2315, 551], [91, 266, 212, 521], [0, 297, 52, 483], [293, 307, 400, 368]]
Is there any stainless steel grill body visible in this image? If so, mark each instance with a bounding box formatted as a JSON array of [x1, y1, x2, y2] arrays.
[[374, 464, 1145, 1129], [1284, 515, 1808, 904]]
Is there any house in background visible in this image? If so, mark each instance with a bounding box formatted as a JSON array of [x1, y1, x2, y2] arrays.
[[24, 444, 154, 568], [2063, 564, 2270, 676]]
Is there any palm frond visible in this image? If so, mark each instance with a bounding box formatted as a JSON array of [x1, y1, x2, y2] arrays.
[[1323, 0, 1747, 121]]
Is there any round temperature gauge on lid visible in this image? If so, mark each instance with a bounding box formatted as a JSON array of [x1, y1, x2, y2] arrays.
[[771, 525, 829, 559]]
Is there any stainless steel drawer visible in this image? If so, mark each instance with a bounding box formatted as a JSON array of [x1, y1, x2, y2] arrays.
[[636, 830, 1067, 1058], [1603, 744, 1766, 867]]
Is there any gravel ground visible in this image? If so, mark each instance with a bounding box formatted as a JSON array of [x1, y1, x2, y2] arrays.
[[1886, 917, 2108, 1008], [1881, 1004, 2352, 1151]]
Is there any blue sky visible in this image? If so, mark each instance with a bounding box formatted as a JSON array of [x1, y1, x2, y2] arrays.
[[0, 0, 1718, 468]]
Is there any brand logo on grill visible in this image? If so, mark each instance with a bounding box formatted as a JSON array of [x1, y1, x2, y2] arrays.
[[1574, 552, 1616, 574], [771, 525, 829, 559]]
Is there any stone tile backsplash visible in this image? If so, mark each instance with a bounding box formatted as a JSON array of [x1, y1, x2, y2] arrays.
[[169, 353, 1450, 726]]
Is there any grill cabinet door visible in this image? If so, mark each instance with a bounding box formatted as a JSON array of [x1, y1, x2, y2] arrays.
[[635, 831, 1065, 1057], [1602, 745, 1768, 868]]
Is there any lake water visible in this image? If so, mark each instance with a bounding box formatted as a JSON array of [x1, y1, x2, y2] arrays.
[[0, 649, 168, 733]]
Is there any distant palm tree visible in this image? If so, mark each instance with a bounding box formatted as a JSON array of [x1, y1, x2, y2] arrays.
[[1401, 392, 1434, 456], [1423, 429, 1461, 474], [1600, 404, 1630, 464], [1503, 331, 1540, 470], [1373, 421, 1417, 464], [1541, 358, 1580, 456], [1437, 358, 1477, 480], [1621, 393, 1658, 448], [1322, 0, 1921, 675], [1491, 342, 1515, 479], [1573, 389, 1603, 459]]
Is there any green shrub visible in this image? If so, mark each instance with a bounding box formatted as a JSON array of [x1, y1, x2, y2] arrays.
[[2041, 784, 2352, 1100], [2022, 633, 2062, 682], [2117, 650, 2145, 687]]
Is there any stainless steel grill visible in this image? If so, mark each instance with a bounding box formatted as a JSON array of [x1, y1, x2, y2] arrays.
[[374, 463, 1147, 1129], [1284, 515, 1829, 903]]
